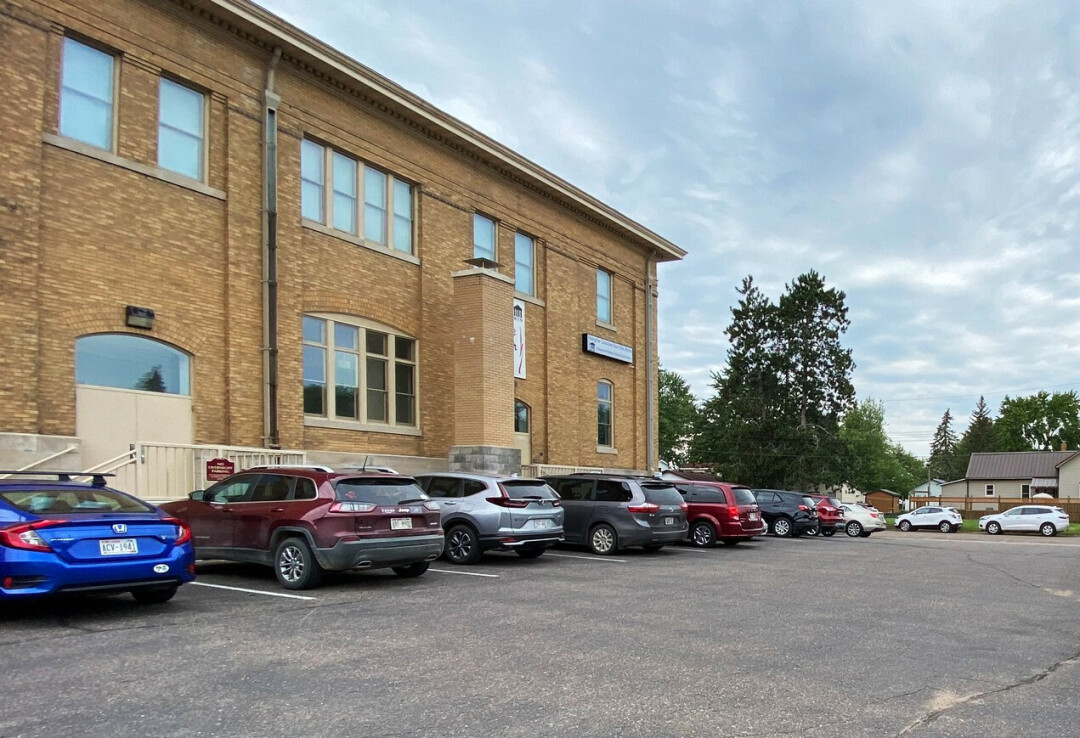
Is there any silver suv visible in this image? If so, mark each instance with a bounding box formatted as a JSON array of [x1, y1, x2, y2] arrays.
[[414, 473, 565, 564]]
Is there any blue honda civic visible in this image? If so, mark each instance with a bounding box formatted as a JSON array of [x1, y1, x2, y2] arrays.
[[0, 472, 195, 603]]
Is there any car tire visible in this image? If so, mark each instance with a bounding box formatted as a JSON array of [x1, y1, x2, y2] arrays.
[[642, 544, 664, 553], [821, 528, 836, 537], [986, 521, 1002, 535], [845, 521, 863, 537], [938, 521, 952, 533], [589, 524, 618, 555], [274, 537, 323, 590], [444, 524, 482, 565], [899, 520, 912, 532], [515, 546, 546, 559], [690, 521, 717, 548], [392, 562, 430, 578], [773, 516, 794, 537], [132, 586, 178, 605], [859, 531, 873, 538], [1040, 522, 1057, 537], [720, 538, 740, 547], [804, 526, 819, 537]]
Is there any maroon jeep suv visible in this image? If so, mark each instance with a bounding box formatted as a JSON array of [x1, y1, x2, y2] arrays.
[[161, 465, 443, 589], [673, 481, 765, 547]]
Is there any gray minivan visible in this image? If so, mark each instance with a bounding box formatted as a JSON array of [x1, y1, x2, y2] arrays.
[[542, 474, 688, 555]]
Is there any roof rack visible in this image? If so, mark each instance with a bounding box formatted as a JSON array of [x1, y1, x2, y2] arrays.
[[244, 464, 335, 473], [0, 470, 116, 488], [337, 465, 399, 475]]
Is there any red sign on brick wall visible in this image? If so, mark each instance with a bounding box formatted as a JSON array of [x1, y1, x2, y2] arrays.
[[205, 457, 235, 481]]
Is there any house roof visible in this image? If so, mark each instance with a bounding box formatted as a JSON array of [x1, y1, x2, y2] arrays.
[[189, 0, 686, 263], [870, 489, 901, 497], [965, 451, 1078, 480]]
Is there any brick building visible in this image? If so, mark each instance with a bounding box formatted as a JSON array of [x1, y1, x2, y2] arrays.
[[0, 0, 684, 489]]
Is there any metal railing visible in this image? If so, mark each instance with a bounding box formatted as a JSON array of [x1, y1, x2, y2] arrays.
[[0, 445, 80, 478]]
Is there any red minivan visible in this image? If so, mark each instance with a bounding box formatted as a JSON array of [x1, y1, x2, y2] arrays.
[[673, 481, 765, 547]]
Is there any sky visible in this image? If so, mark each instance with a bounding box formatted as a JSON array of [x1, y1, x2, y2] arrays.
[[258, 0, 1080, 458]]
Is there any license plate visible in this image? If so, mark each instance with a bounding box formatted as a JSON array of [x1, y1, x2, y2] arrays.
[[664, 517, 675, 526], [748, 512, 758, 520], [391, 518, 412, 530], [533, 518, 553, 529], [100, 538, 137, 556]]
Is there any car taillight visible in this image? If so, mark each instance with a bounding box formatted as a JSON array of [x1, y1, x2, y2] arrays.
[[0, 520, 63, 552], [870, 512, 879, 518], [680, 502, 689, 512], [798, 505, 809, 512], [330, 502, 377, 513], [163, 517, 192, 545], [627, 502, 661, 514], [728, 506, 741, 520], [486, 497, 530, 508]]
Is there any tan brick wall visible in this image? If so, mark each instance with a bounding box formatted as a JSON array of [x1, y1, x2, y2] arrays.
[[2, 0, 667, 469]]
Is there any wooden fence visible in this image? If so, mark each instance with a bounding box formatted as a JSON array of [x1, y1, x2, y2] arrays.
[[911, 496, 1080, 520]]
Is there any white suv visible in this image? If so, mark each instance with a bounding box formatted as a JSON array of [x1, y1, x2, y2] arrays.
[[894, 506, 962, 533], [839, 504, 886, 537], [979, 506, 1071, 537]]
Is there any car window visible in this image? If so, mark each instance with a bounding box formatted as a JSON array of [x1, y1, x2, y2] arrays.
[[1003, 508, 1021, 516], [333, 478, 428, 505], [826, 497, 842, 507], [642, 484, 684, 505], [292, 477, 317, 500], [690, 485, 725, 504], [595, 480, 632, 503], [207, 475, 258, 503], [925, 507, 940, 514], [0, 487, 154, 514], [1023, 507, 1044, 515], [800, 496, 816, 508], [249, 474, 291, 502], [554, 479, 593, 501], [462, 480, 488, 497], [731, 487, 757, 506], [425, 476, 463, 498], [675, 484, 695, 502], [501, 480, 558, 500], [755, 491, 778, 505]]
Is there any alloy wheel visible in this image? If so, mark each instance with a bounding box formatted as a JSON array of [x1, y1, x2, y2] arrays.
[[591, 526, 615, 554], [692, 523, 715, 547], [447, 528, 474, 562], [278, 544, 305, 583]]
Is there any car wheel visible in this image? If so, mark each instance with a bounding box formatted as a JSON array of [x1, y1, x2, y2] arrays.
[[275, 537, 323, 590], [845, 521, 863, 537], [391, 562, 430, 578], [899, 520, 912, 532], [589, 524, 618, 555], [986, 521, 1002, 535], [515, 546, 546, 559], [804, 526, 819, 537], [642, 544, 664, 553], [938, 521, 952, 533], [720, 538, 740, 547], [859, 531, 873, 538], [773, 517, 793, 537], [1040, 522, 1057, 537], [690, 521, 717, 548], [445, 524, 482, 565], [132, 586, 178, 605], [821, 528, 836, 537]]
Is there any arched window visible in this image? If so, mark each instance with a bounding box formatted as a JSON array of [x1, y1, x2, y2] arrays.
[[514, 400, 530, 434], [597, 380, 613, 448], [76, 334, 191, 395]]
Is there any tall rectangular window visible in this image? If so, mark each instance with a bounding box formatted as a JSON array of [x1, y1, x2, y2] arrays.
[[364, 167, 388, 245], [302, 317, 327, 415], [301, 140, 325, 223], [333, 323, 360, 419], [366, 330, 389, 422], [60, 38, 114, 150], [393, 180, 413, 253], [597, 269, 612, 323], [597, 381, 613, 448], [158, 78, 204, 180], [395, 336, 416, 426], [515, 233, 534, 295], [473, 214, 496, 261], [332, 153, 358, 234]]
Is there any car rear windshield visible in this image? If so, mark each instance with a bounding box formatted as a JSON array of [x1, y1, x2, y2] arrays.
[[0, 487, 153, 514], [826, 497, 842, 507], [801, 496, 816, 507], [729, 487, 756, 505], [641, 484, 684, 505], [333, 478, 428, 506], [501, 480, 558, 500]]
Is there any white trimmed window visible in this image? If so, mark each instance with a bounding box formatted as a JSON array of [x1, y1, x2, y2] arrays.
[[473, 214, 496, 261], [597, 269, 612, 324], [597, 380, 613, 448], [985, 484, 995, 496], [301, 140, 415, 255], [60, 38, 115, 150], [515, 232, 534, 295], [158, 77, 205, 180], [302, 315, 417, 428]]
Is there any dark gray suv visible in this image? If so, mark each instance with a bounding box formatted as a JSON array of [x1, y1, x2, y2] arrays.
[[542, 474, 688, 555]]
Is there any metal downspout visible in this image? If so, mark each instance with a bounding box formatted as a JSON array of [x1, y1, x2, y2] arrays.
[[645, 253, 658, 471], [262, 47, 282, 448]]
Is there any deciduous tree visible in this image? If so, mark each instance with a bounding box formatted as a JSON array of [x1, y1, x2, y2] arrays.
[[658, 367, 698, 466]]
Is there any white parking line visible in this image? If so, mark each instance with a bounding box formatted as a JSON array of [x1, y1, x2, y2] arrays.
[[427, 568, 500, 578], [881, 536, 1080, 549], [189, 581, 317, 601], [663, 547, 711, 554], [545, 553, 627, 563]]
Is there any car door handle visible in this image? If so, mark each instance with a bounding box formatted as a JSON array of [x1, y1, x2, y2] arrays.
[[270, 508, 285, 513]]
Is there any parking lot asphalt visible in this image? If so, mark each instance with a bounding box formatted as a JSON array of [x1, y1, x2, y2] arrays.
[[3, 530, 1080, 738]]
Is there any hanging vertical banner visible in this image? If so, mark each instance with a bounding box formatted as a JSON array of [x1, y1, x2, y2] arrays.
[[513, 299, 526, 379]]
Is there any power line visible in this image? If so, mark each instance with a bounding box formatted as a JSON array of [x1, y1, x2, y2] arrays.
[[877, 381, 1080, 404]]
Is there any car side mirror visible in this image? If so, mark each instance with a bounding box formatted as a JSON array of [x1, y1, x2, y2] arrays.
[[189, 489, 207, 502]]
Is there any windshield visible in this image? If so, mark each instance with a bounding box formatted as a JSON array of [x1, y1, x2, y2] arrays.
[[801, 496, 816, 508], [826, 497, 842, 507], [0, 487, 153, 514], [642, 484, 684, 505], [731, 487, 757, 506], [501, 480, 559, 500], [333, 478, 428, 505]]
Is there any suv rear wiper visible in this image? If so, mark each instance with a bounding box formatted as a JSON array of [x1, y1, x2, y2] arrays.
[[398, 498, 428, 505]]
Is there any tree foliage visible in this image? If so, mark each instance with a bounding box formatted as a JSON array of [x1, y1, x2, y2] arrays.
[[658, 367, 698, 466], [953, 396, 996, 476], [928, 409, 960, 480], [995, 391, 1080, 452], [135, 365, 167, 393], [839, 399, 924, 496]]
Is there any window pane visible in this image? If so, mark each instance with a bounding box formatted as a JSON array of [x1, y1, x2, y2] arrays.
[[302, 345, 325, 415], [334, 323, 358, 350], [393, 180, 413, 253], [598, 381, 612, 401], [366, 331, 387, 356], [60, 39, 113, 149], [335, 351, 358, 419], [158, 127, 202, 180], [332, 153, 358, 234], [301, 140, 325, 222], [395, 336, 414, 362], [367, 357, 387, 421], [395, 363, 415, 426], [364, 168, 387, 244], [75, 334, 190, 395], [515, 233, 534, 294], [473, 214, 495, 260], [515, 401, 529, 433], [597, 270, 612, 323], [159, 79, 203, 136], [302, 316, 325, 343]]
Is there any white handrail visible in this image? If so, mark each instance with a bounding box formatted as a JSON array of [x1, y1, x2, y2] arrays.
[[0, 445, 79, 478], [72, 448, 138, 479]]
